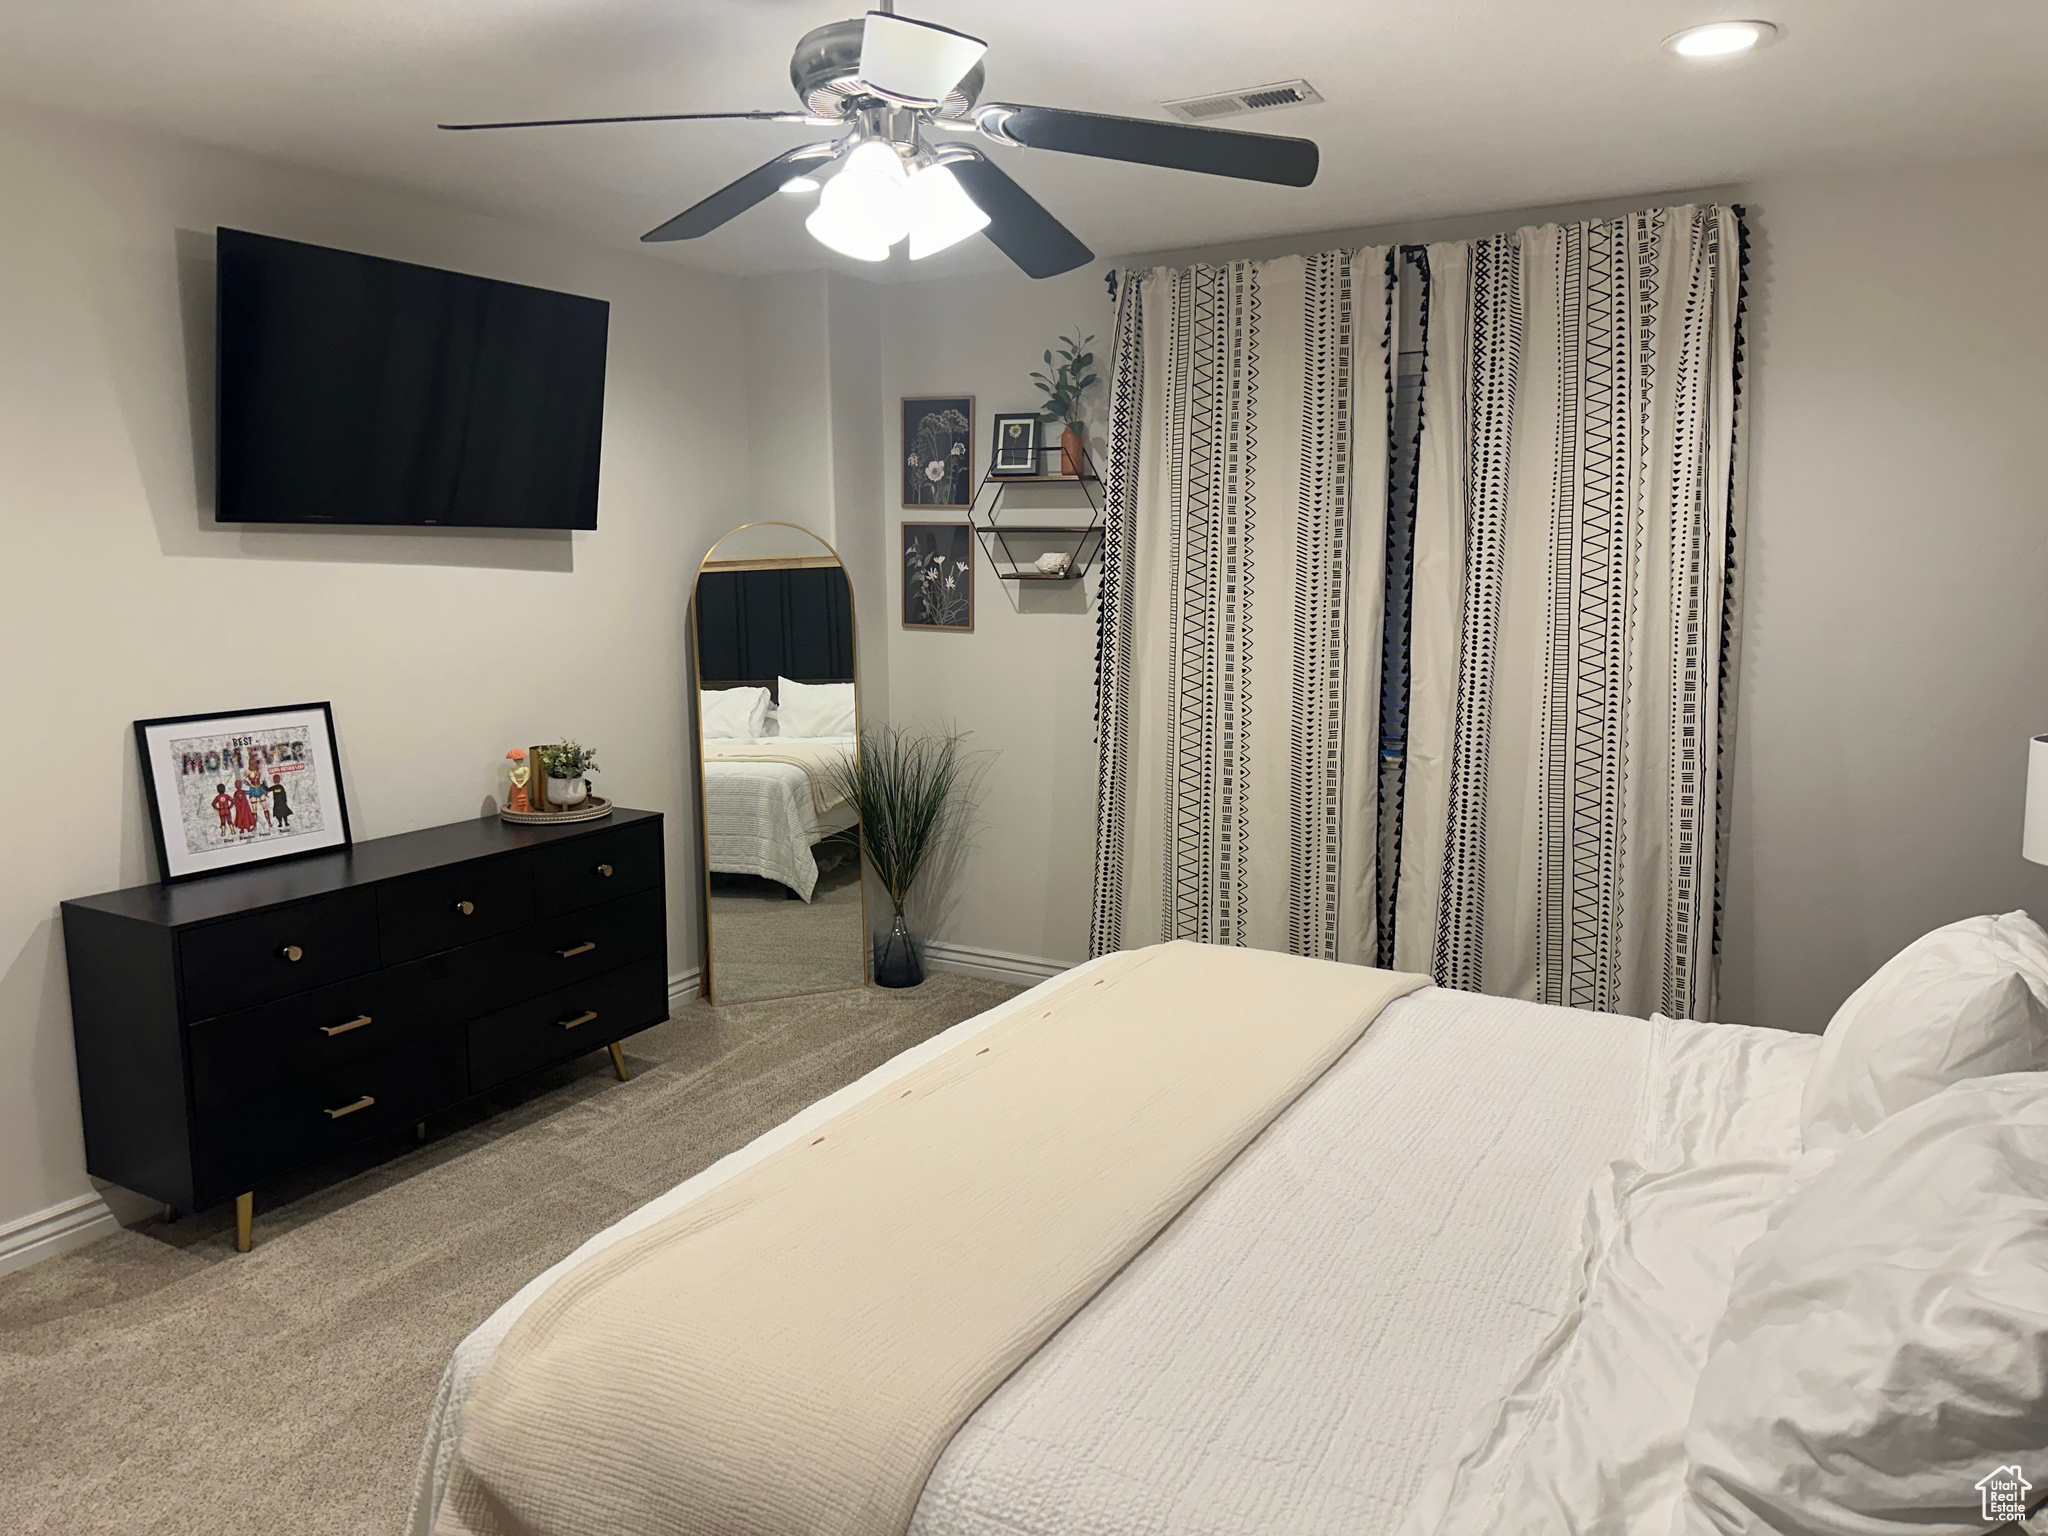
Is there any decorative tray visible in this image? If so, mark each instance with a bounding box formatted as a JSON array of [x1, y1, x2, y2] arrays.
[[500, 795, 614, 826]]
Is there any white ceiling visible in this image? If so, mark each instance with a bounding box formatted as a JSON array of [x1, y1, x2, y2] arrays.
[[2, 0, 2044, 281]]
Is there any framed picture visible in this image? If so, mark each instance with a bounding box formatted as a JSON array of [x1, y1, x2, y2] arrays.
[[902, 395, 974, 508], [902, 522, 975, 632], [135, 702, 352, 883], [990, 413, 1040, 477]]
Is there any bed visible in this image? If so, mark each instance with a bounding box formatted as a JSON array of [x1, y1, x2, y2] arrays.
[[701, 735, 857, 902], [408, 942, 1824, 1536]]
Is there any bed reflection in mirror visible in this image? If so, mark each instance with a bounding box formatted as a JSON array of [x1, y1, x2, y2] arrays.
[[692, 523, 865, 1004]]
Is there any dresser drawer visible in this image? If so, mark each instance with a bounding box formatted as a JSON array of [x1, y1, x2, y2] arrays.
[[179, 890, 379, 1019], [531, 821, 663, 916], [488, 888, 667, 1011], [191, 1027, 467, 1205], [468, 957, 669, 1094], [378, 855, 533, 964], [187, 947, 485, 1111]]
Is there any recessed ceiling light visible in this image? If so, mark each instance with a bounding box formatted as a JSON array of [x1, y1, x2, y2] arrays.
[[778, 176, 821, 195], [1665, 19, 1778, 58]]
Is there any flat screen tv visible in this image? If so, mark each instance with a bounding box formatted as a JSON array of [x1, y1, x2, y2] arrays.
[[215, 228, 610, 529]]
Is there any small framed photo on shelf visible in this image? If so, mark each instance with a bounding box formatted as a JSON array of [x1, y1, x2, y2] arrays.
[[902, 395, 974, 508], [134, 701, 352, 883], [902, 522, 975, 633], [990, 413, 1040, 477]]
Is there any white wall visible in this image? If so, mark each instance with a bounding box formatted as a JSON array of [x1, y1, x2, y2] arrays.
[[873, 152, 2048, 1032], [828, 272, 890, 724], [878, 268, 1116, 970], [0, 106, 753, 1243], [740, 271, 835, 547], [1716, 153, 2048, 1030]]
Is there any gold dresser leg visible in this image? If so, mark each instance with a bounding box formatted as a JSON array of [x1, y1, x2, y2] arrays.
[[235, 1192, 253, 1254], [415, 1121, 428, 1143], [608, 1042, 631, 1083]]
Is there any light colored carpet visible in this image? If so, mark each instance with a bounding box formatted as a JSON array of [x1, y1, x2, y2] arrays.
[[0, 973, 1020, 1536], [707, 850, 866, 1002]]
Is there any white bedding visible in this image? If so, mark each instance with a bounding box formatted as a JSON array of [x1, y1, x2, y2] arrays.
[[408, 969, 1818, 1536], [701, 736, 856, 901]]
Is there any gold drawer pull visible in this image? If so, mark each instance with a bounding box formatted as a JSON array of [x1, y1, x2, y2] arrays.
[[324, 1094, 375, 1119], [281, 945, 304, 963], [595, 863, 614, 877], [320, 1015, 374, 1037], [557, 1010, 599, 1031], [453, 899, 476, 916], [558, 941, 598, 959]]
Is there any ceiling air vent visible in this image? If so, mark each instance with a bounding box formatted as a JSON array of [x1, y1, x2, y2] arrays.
[[1161, 79, 1324, 123]]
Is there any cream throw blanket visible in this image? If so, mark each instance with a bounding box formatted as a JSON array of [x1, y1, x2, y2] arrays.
[[701, 737, 852, 819], [437, 941, 1429, 1536]]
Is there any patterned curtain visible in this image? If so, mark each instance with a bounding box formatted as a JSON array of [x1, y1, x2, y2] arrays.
[[1090, 249, 1396, 963], [1394, 205, 1747, 1019]]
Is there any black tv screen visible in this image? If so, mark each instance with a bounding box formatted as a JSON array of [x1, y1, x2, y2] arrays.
[[215, 228, 610, 529]]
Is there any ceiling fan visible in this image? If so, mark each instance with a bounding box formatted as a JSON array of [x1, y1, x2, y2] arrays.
[[440, 3, 1320, 278]]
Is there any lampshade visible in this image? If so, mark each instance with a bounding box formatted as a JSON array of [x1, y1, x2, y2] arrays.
[[2026, 735, 2048, 865], [802, 142, 990, 264], [804, 141, 909, 261], [905, 163, 990, 259]]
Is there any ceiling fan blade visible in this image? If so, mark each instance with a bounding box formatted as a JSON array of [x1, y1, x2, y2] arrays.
[[439, 110, 830, 131], [642, 144, 839, 242], [980, 104, 1319, 187], [857, 12, 987, 108], [948, 155, 1093, 279]]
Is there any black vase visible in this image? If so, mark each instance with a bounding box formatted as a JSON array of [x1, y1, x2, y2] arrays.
[[874, 913, 924, 989]]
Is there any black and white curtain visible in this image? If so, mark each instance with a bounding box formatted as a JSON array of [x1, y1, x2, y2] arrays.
[[1091, 248, 1396, 964], [1092, 206, 1747, 1020]]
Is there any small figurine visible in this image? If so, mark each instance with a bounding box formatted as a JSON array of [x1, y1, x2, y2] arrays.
[[506, 747, 532, 814]]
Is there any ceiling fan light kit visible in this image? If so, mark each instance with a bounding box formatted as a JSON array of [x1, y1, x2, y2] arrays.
[[441, 5, 1321, 278]]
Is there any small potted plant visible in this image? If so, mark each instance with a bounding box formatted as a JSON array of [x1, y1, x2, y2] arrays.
[[1032, 332, 1099, 477], [538, 739, 600, 808]]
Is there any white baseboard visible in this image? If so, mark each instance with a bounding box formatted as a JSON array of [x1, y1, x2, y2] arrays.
[[0, 1192, 122, 1278], [922, 941, 1074, 987], [667, 967, 703, 1013]]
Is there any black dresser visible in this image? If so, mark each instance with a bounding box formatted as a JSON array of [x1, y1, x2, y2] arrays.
[[61, 810, 669, 1251]]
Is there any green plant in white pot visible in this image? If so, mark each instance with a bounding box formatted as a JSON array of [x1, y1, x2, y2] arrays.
[[539, 739, 600, 807], [824, 726, 967, 988]]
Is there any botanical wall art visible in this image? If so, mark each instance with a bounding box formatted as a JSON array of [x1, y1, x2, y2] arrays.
[[134, 701, 352, 882], [990, 412, 1039, 476], [902, 522, 975, 632], [901, 395, 974, 508]]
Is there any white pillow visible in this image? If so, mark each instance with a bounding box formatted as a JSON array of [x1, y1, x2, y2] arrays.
[[1678, 1073, 2048, 1536], [776, 677, 856, 738], [1800, 913, 2048, 1151], [700, 686, 769, 740]]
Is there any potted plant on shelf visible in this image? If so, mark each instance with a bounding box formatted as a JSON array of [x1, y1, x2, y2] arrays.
[[1032, 332, 1098, 477], [538, 739, 600, 808], [825, 725, 969, 988]]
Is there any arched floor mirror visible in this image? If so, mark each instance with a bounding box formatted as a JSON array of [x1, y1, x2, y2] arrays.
[[691, 523, 866, 1004]]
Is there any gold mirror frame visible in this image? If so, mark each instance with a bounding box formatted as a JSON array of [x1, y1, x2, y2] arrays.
[[690, 521, 868, 1005]]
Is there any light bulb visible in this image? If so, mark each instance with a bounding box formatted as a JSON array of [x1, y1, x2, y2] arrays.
[[905, 163, 990, 260], [805, 202, 891, 261], [804, 141, 911, 259], [778, 176, 821, 196], [1665, 20, 1776, 57]]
